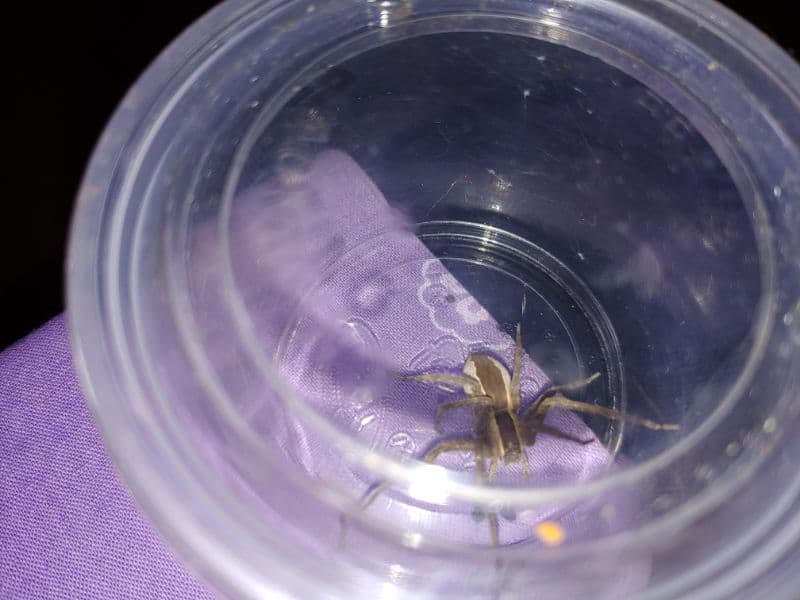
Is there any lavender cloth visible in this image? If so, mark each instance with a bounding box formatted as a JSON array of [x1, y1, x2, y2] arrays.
[[1, 150, 646, 598], [241, 151, 624, 547], [0, 316, 212, 599]]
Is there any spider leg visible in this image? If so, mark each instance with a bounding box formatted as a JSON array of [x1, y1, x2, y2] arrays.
[[541, 372, 602, 398], [523, 414, 594, 445], [434, 395, 493, 432], [510, 322, 523, 410], [508, 410, 531, 481], [338, 479, 391, 549], [359, 440, 479, 512], [395, 372, 480, 393], [488, 456, 498, 480], [474, 443, 499, 548], [363, 440, 479, 510], [422, 439, 479, 463], [487, 510, 499, 549], [358, 480, 391, 512], [507, 301, 532, 480], [522, 372, 602, 421], [534, 395, 680, 431], [341, 439, 479, 548]]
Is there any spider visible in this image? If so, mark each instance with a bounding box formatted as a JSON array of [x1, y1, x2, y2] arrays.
[[352, 319, 679, 548]]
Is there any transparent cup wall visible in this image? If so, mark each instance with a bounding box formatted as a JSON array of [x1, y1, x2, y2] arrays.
[[69, 1, 800, 598]]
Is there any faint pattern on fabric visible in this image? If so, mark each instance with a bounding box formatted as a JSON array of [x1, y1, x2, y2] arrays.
[[0, 317, 214, 599]]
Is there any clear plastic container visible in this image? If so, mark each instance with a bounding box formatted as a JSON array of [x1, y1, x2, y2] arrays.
[[68, 1, 800, 598]]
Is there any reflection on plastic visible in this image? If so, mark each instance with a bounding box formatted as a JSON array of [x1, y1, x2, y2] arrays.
[[189, 150, 657, 592]]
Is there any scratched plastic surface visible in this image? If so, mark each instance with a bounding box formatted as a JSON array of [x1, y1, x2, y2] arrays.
[[68, 1, 800, 599]]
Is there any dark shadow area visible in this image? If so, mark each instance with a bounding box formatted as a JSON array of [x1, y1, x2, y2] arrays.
[[1, 0, 795, 349]]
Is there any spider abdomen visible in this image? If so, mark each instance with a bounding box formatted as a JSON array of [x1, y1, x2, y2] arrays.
[[462, 353, 517, 412]]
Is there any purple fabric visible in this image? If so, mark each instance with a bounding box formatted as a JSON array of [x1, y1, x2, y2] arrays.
[[0, 150, 646, 597], [218, 151, 629, 548], [0, 316, 213, 598], [212, 151, 623, 549]]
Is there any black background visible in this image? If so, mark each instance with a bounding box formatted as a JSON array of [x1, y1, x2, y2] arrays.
[[1, 1, 796, 349]]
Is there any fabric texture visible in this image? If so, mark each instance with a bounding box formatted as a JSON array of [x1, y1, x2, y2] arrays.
[[1, 150, 645, 597], [0, 316, 213, 599], [231, 151, 627, 547]]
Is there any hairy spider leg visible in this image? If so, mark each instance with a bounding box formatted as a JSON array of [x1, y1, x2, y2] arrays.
[[434, 395, 493, 433], [395, 372, 480, 393], [531, 394, 681, 431], [523, 372, 679, 431], [507, 322, 530, 480], [474, 441, 499, 548]]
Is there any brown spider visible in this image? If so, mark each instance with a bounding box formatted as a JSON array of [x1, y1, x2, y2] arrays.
[[352, 321, 679, 548]]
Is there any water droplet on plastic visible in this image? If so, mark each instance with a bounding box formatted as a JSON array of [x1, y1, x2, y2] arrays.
[[600, 503, 617, 520], [350, 387, 375, 410], [388, 431, 414, 452], [651, 495, 672, 511], [357, 413, 376, 431], [693, 464, 714, 482], [725, 441, 741, 457], [500, 507, 517, 521]]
